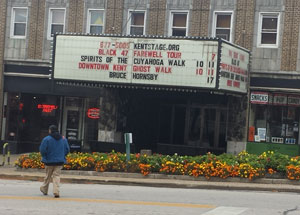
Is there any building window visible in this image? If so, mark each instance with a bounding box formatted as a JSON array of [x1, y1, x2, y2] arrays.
[[48, 8, 65, 40], [213, 12, 233, 42], [169, 12, 188, 36], [258, 13, 280, 47], [127, 11, 145, 35], [87, 9, 104, 34], [11, 7, 28, 38]]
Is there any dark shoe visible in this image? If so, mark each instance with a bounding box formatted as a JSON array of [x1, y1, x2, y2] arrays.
[[54, 194, 60, 198], [40, 187, 47, 195]]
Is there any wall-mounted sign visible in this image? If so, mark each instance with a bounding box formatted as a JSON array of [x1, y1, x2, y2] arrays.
[[53, 35, 250, 93], [257, 128, 266, 141], [66, 129, 78, 140], [272, 94, 287, 105], [37, 104, 58, 113], [269, 94, 300, 106], [288, 95, 300, 107], [250, 92, 269, 104], [87, 108, 100, 119]]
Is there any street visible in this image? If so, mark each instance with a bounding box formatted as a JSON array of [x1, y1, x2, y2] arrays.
[[0, 179, 300, 215]]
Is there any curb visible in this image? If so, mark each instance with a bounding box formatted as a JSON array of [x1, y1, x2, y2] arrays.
[[1, 168, 300, 193], [14, 168, 300, 185], [1, 172, 300, 193]]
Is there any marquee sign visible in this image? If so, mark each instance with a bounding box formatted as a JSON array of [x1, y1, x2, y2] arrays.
[[218, 43, 249, 93], [53, 35, 250, 93]]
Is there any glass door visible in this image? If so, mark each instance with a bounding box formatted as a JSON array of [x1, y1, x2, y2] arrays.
[[62, 97, 83, 150], [187, 107, 227, 149]]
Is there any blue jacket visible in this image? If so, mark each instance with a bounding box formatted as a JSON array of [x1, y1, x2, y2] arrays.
[[39, 132, 70, 165]]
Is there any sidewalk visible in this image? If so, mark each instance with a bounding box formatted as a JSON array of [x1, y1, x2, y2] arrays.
[[1, 154, 300, 193]]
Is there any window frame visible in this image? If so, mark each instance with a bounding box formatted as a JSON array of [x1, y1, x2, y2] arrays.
[[47, 8, 66, 40], [10, 7, 28, 39], [86, 9, 105, 34], [168, 11, 189, 37], [126, 10, 146, 35], [257, 12, 280, 48], [212, 11, 234, 43]]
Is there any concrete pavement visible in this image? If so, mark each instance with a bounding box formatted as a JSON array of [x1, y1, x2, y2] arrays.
[[1, 154, 300, 193]]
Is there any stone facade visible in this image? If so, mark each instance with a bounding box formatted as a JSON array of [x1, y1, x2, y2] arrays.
[[281, 0, 300, 72], [105, 0, 124, 34], [190, 0, 210, 37], [98, 90, 118, 131], [227, 95, 248, 142], [147, 0, 166, 35], [251, 0, 284, 76], [234, 0, 255, 50], [67, 0, 84, 33], [3, 0, 296, 73], [5, 0, 29, 60], [27, 0, 45, 59]]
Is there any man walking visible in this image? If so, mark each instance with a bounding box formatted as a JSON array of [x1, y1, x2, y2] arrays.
[[39, 125, 70, 198]]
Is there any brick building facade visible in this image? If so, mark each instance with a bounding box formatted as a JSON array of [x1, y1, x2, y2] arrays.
[[0, 0, 7, 141], [0, 0, 298, 155]]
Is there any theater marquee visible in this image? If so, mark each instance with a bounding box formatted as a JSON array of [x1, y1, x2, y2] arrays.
[[53, 34, 249, 93]]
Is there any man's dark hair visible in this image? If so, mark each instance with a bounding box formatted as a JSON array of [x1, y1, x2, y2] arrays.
[[49, 125, 58, 134]]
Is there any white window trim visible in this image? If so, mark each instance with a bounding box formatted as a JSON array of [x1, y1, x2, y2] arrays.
[[257, 12, 280, 48], [126, 10, 146, 35], [10, 7, 28, 39], [86, 9, 105, 34], [47, 8, 66, 40], [168, 10, 189, 37], [212, 11, 234, 43]]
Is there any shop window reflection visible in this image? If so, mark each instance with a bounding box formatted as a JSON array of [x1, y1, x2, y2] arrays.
[[250, 97, 300, 144], [173, 106, 185, 145], [188, 108, 201, 145], [219, 110, 227, 148], [188, 108, 227, 149], [268, 106, 283, 139], [267, 106, 299, 144], [6, 93, 20, 141], [6, 93, 60, 143], [203, 109, 216, 147], [158, 105, 172, 144]]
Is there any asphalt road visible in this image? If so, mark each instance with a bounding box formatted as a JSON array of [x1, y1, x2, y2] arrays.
[[1, 179, 300, 215]]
